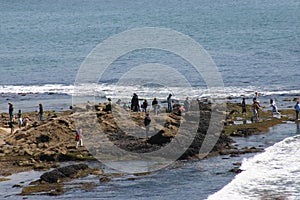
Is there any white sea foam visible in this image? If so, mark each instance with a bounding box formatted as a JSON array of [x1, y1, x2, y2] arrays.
[[1, 84, 299, 101], [208, 135, 300, 200]]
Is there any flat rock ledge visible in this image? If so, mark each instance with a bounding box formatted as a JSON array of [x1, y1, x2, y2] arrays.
[[20, 164, 103, 196]]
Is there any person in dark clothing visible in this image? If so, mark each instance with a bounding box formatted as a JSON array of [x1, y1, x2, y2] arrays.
[[241, 98, 246, 115], [144, 113, 151, 138], [152, 98, 159, 115], [131, 93, 139, 112], [39, 103, 44, 121], [142, 100, 148, 113], [17, 110, 22, 128], [9, 120, 14, 134], [167, 94, 172, 113], [8, 103, 14, 121], [104, 98, 112, 112]]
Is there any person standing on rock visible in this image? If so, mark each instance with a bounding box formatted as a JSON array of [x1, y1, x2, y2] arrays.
[[167, 94, 172, 113], [17, 110, 23, 128], [152, 98, 159, 115], [241, 98, 246, 116], [252, 100, 261, 121], [294, 101, 300, 120], [142, 100, 148, 113], [184, 97, 190, 112], [76, 128, 84, 149], [144, 113, 151, 138], [9, 119, 14, 134], [131, 93, 139, 112], [270, 99, 280, 116], [8, 102, 14, 121], [104, 98, 112, 112], [253, 92, 259, 103], [39, 103, 44, 121]]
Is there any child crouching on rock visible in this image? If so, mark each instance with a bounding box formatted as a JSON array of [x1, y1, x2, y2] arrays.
[[75, 128, 84, 149]]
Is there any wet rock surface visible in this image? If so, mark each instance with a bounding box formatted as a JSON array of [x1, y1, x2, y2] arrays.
[[40, 164, 89, 183]]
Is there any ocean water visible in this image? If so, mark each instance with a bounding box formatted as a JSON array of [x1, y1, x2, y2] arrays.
[[1, 0, 299, 101], [1, 0, 300, 199]]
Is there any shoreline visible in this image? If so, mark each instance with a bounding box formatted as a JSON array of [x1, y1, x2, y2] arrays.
[[0, 101, 299, 196]]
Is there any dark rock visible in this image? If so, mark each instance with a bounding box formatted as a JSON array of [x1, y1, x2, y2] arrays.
[[39, 153, 56, 162], [40, 164, 89, 183], [36, 135, 50, 143], [233, 162, 242, 166], [229, 167, 243, 174], [58, 119, 70, 126], [32, 122, 39, 127], [127, 177, 137, 181], [148, 130, 171, 145], [40, 169, 66, 183], [15, 133, 27, 141], [230, 128, 259, 137], [12, 184, 22, 188], [99, 176, 111, 183], [229, 110, 239, 115], [71, 163, 89, 171], [50, 114, 58, 118], [57, 153, 76, 161]]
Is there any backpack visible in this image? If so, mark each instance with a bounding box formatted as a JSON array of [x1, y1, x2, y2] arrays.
[[75, 133, 79, 141]]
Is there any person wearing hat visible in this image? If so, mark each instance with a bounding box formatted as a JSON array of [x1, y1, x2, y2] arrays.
[[167, 94, 172, 113]]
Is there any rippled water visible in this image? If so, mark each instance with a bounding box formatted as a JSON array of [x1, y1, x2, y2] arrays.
[[0, 0, 299, 88]]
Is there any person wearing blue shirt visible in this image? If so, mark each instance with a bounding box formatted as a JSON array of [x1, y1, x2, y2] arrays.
[[294, 101, 300, 120]]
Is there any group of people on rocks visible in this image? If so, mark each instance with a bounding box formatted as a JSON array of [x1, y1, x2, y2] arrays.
[[121, 93, 190, 138], [130, 93, 162, 114], [241, 92, 300, 122], [129, 93, 190, 115], [6, 102, 85, 149], [7, 103, 44, 134]]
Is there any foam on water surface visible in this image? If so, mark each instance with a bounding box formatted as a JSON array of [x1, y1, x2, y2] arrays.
[[208, 134, 300, 199]]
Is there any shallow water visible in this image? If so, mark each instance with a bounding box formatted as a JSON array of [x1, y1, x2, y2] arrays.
[[1, 123, 299, 199]]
